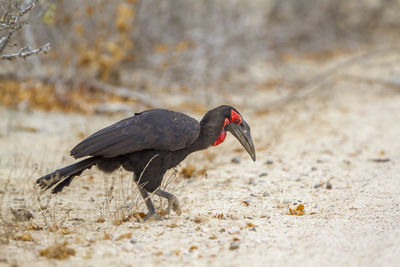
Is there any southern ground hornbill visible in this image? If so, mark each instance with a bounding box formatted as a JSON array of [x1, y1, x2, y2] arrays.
[[37, 105, 256, 221]]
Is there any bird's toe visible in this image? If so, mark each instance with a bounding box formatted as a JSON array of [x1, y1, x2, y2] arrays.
[[143, 212, 163, 222], [171, 198, 182, 216]]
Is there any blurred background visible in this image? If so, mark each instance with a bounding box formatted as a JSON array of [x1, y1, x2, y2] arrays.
[[1, 0, 400, 114]]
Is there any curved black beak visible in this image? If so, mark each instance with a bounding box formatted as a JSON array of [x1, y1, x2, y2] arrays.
[[226, 120, 256, 161]]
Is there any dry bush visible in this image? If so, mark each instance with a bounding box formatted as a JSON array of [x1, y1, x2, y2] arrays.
[[0, 0, 50, 60], [2, 0, 400, 109], [6, 1, 400, 79]]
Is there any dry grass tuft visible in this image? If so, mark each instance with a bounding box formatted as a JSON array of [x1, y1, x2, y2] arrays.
[[39, 241, 76, 260]]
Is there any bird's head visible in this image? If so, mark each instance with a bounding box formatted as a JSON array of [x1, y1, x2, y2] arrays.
[[201, 105, 256, 161]]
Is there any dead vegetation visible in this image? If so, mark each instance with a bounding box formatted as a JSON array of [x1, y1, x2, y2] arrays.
[[39, 241, 76, 260]]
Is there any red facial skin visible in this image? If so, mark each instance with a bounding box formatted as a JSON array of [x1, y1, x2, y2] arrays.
[[230, 109, 242, 124], [212, 110, 242, 146]]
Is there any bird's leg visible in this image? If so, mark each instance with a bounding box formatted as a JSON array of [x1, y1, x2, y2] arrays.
[[153, 189, 182, 216], [139, 188, 162, 221]]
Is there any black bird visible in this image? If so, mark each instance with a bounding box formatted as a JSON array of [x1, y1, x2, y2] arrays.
[[37, 105, 256, 221]]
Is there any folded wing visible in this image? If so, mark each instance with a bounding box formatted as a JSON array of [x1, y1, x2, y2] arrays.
[[70, 109, 200, 158]]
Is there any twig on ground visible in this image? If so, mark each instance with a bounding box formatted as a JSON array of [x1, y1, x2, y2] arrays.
[[86, 79, 161, 107]]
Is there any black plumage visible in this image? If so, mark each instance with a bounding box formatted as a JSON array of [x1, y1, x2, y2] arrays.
[[37, 105, 256, 221]]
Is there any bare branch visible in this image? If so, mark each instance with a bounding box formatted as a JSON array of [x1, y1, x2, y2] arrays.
[[0, 0, 48, 61], [0, 30, 12, 54], [19, 0, 37, 16], [0, 42, 50, 60]]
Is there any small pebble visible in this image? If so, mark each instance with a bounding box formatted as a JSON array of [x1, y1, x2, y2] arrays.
[[130, 236, 137, 244], [231, 156, 241, 164], [248, 178, 256, 185], [229, 241, 240, 250], [296, 177, 302, 182], [311, 166, 317, 171], [326, 182, 332, 189], [265, 160, 274, 165], [263, 191, 270, 197], [249, 227, 257, 232], [10, 208, 34, 221], [186, 178, 195, 184], [314, 183, 322, 189], [259, 172, 268, 177], [228, 227, 240, 235], [122, 243, 135, 252], [250, 193, 257, 197]]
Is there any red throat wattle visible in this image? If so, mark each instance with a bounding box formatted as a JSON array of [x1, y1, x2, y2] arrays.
[[212, 110, 243, 146], [212, 118, 230, 146]]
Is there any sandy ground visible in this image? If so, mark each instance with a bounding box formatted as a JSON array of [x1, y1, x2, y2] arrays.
[[1, 52, 400, 266]]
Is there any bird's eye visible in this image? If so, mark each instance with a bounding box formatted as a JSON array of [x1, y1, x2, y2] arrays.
[[230, 109, 242, 124]]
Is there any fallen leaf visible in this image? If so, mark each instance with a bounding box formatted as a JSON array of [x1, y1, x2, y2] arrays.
[[96, 218, 105, 223], [16, 232, 33, 242], [133, 212, 146, 220], [113, 219, 122, 226], [213, 213, 225, 219], [14, 125, 38, 133], [27, 222, 42, 231], [180, 164, 196, 178], [154, 251, 163, 256], [49, 224, 59, 232], [296, 204, 305, 211], [158, 209, 167, 216], [241, 200, 250, 206], [288, 204, 305, 216], [209, 235, 217, 240], [189, 245, 198, 252], [103, 232, 111, 240], [115, 232, 132, 241], [193, 215, 208, 223], [171, 249, 181, 256], [61, 227, 71, 235], [246, 222, 257, 228], [167, 223, 179, 228]]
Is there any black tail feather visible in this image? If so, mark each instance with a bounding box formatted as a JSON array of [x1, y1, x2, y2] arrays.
[[36, 157, 100, 193]]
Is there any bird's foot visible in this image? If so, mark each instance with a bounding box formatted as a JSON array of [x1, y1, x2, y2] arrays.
[[166, 196, 182, 216], [143, 212, 163, 222]]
